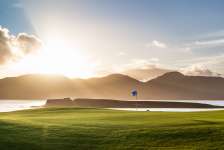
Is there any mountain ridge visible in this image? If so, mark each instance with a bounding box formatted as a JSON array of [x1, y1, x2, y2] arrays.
[[0, 72, 224, 100]]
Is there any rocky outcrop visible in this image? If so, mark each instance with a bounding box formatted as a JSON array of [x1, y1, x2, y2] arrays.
[[46, 98, 73, 106]]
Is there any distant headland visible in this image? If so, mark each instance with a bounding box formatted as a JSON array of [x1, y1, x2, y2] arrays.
[[45, 98, 224, 108]]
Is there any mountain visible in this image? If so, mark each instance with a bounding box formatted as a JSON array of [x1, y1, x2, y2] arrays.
[[121, 67, 171, 81], [141, 72, 224, 100], [0, 74, 140, 99], [0, 72, 224, 100], [72, 74, 140, 99], [0, 74, 80, 99]]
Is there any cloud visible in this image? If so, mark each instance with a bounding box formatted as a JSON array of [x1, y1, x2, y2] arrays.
[[186, 38, 224, 51], [16, 33, 42, 54], [0, 26, 42, 65], [146, 40, 167, 49], [115, 58, 161, 72], [181, 47, 192, 53], [198, 30, 224, 39], [0, 27, 13, 64], [126, 59, 159, 69], [180, 64, 221, 77], [94, 58, 162, 77], [12, 2, 23, 8], [195, 39, 224, 46], [117, 51, 126, 56], [149, 57, 159, 62]]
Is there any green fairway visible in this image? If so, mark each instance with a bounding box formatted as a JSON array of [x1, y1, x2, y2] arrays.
[[0, 108, 224, 150]]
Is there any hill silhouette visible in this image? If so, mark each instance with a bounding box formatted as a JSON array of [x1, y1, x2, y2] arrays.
[[141, 72, 224, 99], [121, 67, 171, 81], [0, 72, 224, 100]]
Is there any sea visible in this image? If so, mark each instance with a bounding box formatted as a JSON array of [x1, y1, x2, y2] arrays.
[[0, 99, 224, 112]]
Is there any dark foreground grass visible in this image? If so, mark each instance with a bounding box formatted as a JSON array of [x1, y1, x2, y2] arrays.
[[0, 108, 224, 150]]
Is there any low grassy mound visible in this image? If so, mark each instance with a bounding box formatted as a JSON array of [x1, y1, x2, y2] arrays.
[[0, 108, 224, 150], [46, 98, 223, 108]]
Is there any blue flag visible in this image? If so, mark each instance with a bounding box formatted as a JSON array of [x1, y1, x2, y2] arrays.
[[131, 89, 138, 97]]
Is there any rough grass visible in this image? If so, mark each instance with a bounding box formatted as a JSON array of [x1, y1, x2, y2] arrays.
[[0, 107, 224, 150]]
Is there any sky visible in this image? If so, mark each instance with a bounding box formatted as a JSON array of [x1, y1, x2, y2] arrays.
[[0, 0, 224, 78]]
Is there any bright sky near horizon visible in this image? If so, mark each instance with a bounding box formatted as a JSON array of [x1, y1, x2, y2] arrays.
[[0, 0, 224, 78]]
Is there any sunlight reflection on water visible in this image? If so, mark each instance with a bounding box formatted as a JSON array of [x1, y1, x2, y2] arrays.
[[110, 108, 224, 112], [0, 99, 224, 112], [0, 100, 46, 112]]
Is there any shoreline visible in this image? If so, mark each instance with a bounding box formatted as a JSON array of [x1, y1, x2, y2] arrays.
[[46, 98, 224, 109], [1, 99, 224, 113]]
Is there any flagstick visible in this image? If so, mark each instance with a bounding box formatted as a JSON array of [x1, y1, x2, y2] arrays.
[[136, 93, 138, 111]]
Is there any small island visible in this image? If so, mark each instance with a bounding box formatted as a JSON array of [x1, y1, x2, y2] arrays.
[[45, 98, 224, 109]]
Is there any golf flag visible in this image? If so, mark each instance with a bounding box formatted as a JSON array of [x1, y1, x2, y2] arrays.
[[131, 89, 138, 97]]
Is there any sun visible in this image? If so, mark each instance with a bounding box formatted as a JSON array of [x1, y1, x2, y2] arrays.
[[14, 36, 97, 78]]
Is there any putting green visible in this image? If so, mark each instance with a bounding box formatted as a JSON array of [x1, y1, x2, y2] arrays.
[[0, 107, 224, 150]]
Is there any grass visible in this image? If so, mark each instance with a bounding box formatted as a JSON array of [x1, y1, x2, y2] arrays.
[[0, 108, 224, 150]]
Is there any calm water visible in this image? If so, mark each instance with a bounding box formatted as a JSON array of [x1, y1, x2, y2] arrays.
[[0, 100, 46, 112], [0, 99, 224, 112], [111, 108, 224, 112], [147, 100, 224, 106], [111, 100, 224, 112]]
